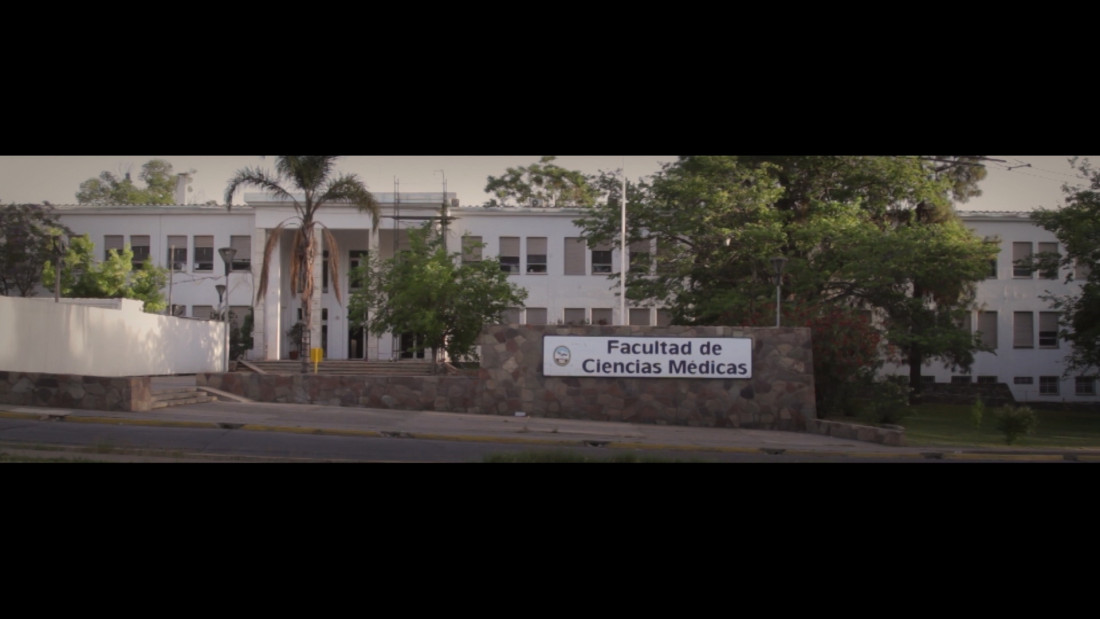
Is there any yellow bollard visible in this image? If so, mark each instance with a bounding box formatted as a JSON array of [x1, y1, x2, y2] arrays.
[[310, 347, 323, 374]]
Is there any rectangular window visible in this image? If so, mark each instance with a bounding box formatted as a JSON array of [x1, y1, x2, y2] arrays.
[[1012, 242, 1033, 278], [192, 305, 214, 320], [194, 236, 214, 271], [1075, 260, 1090, 282], [1039, 312, 1059, 348], [920, 376, 936, 385], [1039, 376, 1060, 396], [629, 239, 652, 274], [977, 376, 998, 385], [230, 235, 251, 271], [525, 307, 547, 325], [501, 308, 521, 325], [499, 236, 520, 274], [978, 311, 998, 350], [130, 235, 150, 268], [1014, 376, 1034, 385], [1013, 311, 1034, 348], [1038, 242, 1059, 279], [591, 243, 612, 274], [564, 237, 586, 275], [591, 308, 613, 326], [169, 304, 186, 317], [563, 308, 586, 325], [1075, 377, 1096, 396], [167, 235, 187, 271], [104, 235, 123, 260], [951, 376, 972, 385], [988, 258, 998, 279], [526, 237, 547, 274], [462, 236, 482, 264], [349, 250, 368, 290], [957, 311, 972, 333], [629, 308, 651, 326], [656, 309, 673, 327], [322, 250, 329, 293]]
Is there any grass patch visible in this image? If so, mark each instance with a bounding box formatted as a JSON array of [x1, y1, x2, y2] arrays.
[[889, 403, 1100, 449]]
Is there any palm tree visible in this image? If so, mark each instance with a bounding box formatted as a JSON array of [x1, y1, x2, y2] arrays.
[[225, 156, 380, 372]]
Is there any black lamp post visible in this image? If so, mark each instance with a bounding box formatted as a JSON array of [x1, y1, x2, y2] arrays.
[[771, 256, 788, 327], [218, 247, 237, 370]]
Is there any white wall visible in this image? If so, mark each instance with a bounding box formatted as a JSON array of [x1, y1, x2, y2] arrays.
[[0, 297, 225, 376]]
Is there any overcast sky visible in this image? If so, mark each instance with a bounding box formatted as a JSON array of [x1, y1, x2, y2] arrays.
[[0, 155, 1091, 211]]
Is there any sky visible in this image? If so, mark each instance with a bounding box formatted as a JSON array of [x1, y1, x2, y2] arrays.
[[0, 155, 1092, 211]]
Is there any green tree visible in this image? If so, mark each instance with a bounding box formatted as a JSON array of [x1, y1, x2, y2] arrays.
[[1030, 157, 1100, 375], [225, 156, 380, 372], [0, 203, 72, 296], [483, 156, 600, 208], [574, 156, 997, 408], [40, 234, 169, 312], [76, 159, 182, 205], [350, 226, 528, 364]]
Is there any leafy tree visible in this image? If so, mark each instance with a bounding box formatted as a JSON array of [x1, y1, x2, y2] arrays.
[[575, 156, 997, 408], [225, 156, 380, 372], [349, 226, 528, 364], [1030, 157, 1100, 375], [40, 234, 169, 312], [483, 156, 600, 208], [76, 159, 182, 205], [0, 203, 72, 296]]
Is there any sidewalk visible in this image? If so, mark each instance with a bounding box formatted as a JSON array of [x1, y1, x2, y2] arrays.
[[1, 375, 1097, 461]]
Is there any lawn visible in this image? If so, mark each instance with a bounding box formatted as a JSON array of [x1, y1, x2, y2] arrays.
[[868, 403, 1100, 449]]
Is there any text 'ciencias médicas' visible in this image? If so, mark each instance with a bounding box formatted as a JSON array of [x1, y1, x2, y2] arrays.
[[542, 336, 752, 379]]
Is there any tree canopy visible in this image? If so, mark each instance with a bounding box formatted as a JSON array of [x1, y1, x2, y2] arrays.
[[349, 226, 528, 363], [483, 156, 600, 208], [1030, 157, 1100, 375], [76, 159, 182, 205], [573, 155, 997, 411], [0, 203, 71, 297], [41, 234, 169, 312]]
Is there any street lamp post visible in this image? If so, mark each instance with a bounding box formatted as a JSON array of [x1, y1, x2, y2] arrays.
[[771, 256, 788, 328], [215, 284, 227, 371], [218, 247, 238, 371]]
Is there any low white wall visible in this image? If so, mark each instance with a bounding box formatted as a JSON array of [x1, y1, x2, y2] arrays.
[[0, 296, 225, 376]]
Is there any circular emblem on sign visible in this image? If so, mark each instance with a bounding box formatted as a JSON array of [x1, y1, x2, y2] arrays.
[[553, 345, 571, 366]]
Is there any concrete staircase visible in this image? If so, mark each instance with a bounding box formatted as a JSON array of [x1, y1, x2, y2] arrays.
[[150, 386, 216, 409], [241, 360, 439, 376]]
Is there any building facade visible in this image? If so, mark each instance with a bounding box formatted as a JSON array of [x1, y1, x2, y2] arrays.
[[42, 196, 1093, 403]]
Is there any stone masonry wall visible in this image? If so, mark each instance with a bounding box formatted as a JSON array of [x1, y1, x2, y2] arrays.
[[477, 325, 816, 431], [0, 371, 153, 412]]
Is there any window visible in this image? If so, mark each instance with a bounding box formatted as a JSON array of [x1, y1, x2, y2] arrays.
[[1038, 242, 1058, 279], [591, 308, 612, 326], [322, 250, 330, 293], [920, 376, 936, 385], [1014, 377, 1033, 385], [629, 308, 651, 326], [563, 308, 586, 325], [1039, 376, 1060, 396], [592, 243, 612, 274], [1013, 311, 1033, 348], [1075, 260, 1091, 281], [104, 235, 123, 261], [499, 237, 520, 274], [1012, 242, 1033, 278], [167, 235, 187, 271], [169, 304, 185, 317], [192, 305, 214, 320], [629, 239, 652, 274], [462, 236, 482, 264], [130, 235, 150, 267], [977, 376, 998, 385], [978, 311, 998, 350], [525, 307, 547, 325], [1075, 377, 1096, 396], [501, 308, 521, 325], [957, 311, 972, 333], [349, 250, 368, 289], [194, 236, 214, 271], [230, 235, 251, 271], [1039, 312, 1059, 348], [985, 237, 998, 279], [564, 237, 586, 275], [526, 237, 547, 274], [656, 309, 673, 327], [951, 376, 972, 385], [229, 306, 250, 330]]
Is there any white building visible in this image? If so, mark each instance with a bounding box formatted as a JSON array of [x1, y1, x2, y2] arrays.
[[41, 196, 1093, 403]]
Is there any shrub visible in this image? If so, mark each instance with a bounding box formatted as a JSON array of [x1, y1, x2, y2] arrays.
[[971, 396, 986, 429], [855, 377, 912, 425], [994, 405, 1038, 445]]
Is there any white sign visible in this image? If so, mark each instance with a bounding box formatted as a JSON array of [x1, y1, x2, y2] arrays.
[[543, 336, 752, 379]]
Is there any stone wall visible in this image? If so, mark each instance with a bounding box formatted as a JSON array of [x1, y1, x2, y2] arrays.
[[197, 372, 480, 413], [477, 325, 816, 431], [0, 371, 153, 412]]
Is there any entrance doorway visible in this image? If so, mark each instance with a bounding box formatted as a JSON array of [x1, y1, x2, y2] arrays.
[[399, 332, 426, 359]]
